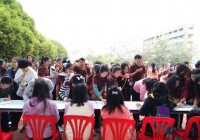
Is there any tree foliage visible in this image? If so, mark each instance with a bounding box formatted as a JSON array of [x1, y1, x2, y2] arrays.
[[0, 0, 68, 60], [142, 40, 193, 66]]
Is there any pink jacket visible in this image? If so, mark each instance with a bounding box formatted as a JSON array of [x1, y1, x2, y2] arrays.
[[23, 97, 59, 138]]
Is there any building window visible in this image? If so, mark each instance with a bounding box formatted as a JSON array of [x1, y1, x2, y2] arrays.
[[179, 28, 183, 31]]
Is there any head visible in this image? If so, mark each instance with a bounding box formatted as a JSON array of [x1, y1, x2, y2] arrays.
[[143, 78, 158, 93], [71, 83, 88, 106], [183, 61, 190, 68], [103, 86, 124, 114], [27, 55, 35, 63], [121, 62, 129, 74], [166, 75, 180, 96], [32, 78, 50, 100], [78, 57, 85, 68], [0, 76, 12, 89], [70, 74, 85, 86], [11, 57, 18, 69], [63, 63, 73, 74], [152, 81, 169, 103], [55, 57, 63, 68], [40, 56, 51, 67], [99, 65, 109, 78], [32, 62, 39, 72], [134, 54, 142, 65], [18, 59, 30, 71], [176, 63, 187, 76], [151, 63, 156, 73], [111, 66, 121, 78], [62, 58, 70, 64], [92, 64, 100, 75], [191, 69, 200, 82], [195, 60, 200, 70]]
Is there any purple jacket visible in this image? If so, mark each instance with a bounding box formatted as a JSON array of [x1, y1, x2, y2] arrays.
[[23, 97, 59, 138]]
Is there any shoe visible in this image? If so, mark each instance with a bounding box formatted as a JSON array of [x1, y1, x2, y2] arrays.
[[58, 125, 64, 133]]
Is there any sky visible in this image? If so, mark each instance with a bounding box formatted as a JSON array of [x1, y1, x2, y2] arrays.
[[17, 0, 200, 59]]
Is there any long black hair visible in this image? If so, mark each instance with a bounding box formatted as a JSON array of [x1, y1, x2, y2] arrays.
[[71, 83, 88, 106], [151, 63, 156, 73], [121, 62, 129, 75], [176, 64, 187, 87], [32, 78, 50, 112], [152, 81, 170, 105], [102, 86, 124, 114], [166, 75, 181, 98], [40, 56, 50, 66], [143, 78, 158, 93]]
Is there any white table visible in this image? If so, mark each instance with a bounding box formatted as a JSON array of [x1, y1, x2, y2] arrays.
[[0, 100, 193, 113]]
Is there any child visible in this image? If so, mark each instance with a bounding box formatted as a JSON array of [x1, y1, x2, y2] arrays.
[[117, 62, 131, 101], [139, 81, 176, 117], [107, 66, 121, 89], [92, 65, 109, 101], [133, 78, 158, 101], [14, 59, 38, 98], [59, 74, 85, 102], [56, 62, 73, 100], [23, 78, 59, 139], [23, 77, 54, 101], [0, 76, 13, 132], [86, 64, 100, 97], [101, 86, 133, 140], [64, 83, 94, 140]]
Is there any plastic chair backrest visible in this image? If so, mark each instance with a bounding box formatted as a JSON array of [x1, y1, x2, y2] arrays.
[[64, 115, 95, 140], [102, 118, 136, 140], [0, 127, 3, 140], [140, 117, 175, 140], [23, 115, 57, 140], [184, 116, 200, 140]]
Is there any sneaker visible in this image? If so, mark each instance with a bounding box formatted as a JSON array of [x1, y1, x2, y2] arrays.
[[58, 125, 64, 133]]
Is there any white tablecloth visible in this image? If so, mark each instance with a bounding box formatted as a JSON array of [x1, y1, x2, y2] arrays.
[[0, 100, 193, 113]]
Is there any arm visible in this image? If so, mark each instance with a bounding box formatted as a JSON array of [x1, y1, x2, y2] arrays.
[[14, 69, 24, 83], [93, 84, 104, 100], [23, 80, 35, 101], [59, 83, 70, 101]]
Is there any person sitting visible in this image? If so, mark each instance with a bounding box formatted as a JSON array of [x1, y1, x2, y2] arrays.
[[101, 86, 133, 140], [64, 83, 94, 140], [23, 78, 59, 140]]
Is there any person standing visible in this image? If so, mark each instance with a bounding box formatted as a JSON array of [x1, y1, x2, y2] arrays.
[[129, 54, 146, 101]]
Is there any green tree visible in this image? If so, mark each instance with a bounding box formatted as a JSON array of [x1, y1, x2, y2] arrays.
[[0, 0, 67, 60]]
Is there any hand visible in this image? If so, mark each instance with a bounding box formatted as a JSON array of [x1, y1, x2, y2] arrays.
[[177, 102, 183, 108], [118, 87, 122, 91], [136, 103, 142, 109], [21, 82, 27, 88], [64, 98, 71, 102], [193, 104, 198, 109], [136, 68, 143, 73], [101, 98, 106, 103], [124, 73, 129, 79], [4, 98, 11, 101]]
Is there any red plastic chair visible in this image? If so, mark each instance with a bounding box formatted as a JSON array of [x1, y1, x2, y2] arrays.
[[174, 116, 200, 140], [23, 115, 60, 140], [137, 117, 175, 140], [102, 118, 136, 140], [63, 115, 95, 140], [0, 127, 13, 140]]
